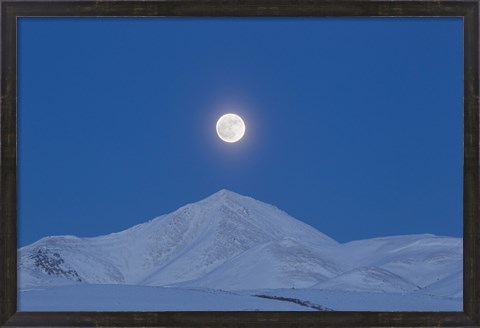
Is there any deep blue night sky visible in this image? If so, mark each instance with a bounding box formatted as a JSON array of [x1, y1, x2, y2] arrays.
[[18, 17, 463, 247]]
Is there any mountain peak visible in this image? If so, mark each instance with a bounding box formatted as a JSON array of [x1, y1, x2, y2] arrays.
[[204, 189, 244, 202], [214, 189, 240, 197]]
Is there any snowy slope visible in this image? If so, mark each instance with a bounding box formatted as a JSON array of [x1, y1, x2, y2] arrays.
[[18, 189, 463, 301], [413, 270, 463, 299], [18, 285, 310, 311], [329, 235, 463, 289], [137, 190, 337, 286], [19, 285, 462, 312], [174, 238, 341, 290], [19, 189, 336, 289], [313, 266, 420, 294], [243, 288, 462, 311]]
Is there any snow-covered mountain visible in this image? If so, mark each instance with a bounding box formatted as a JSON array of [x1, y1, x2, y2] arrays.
[[18, 189, 462, 299]]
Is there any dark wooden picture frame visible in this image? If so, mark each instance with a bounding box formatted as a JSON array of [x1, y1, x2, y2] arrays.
[[1, 1, 479, 326]]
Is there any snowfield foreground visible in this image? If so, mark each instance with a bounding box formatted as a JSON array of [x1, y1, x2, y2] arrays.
[[18, 190, 463, 311], [19, 285, 461, 311]]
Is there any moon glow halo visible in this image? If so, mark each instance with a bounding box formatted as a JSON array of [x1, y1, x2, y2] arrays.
[[216, 114, 246, 143]]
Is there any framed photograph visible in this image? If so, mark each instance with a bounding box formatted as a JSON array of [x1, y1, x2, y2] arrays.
[[1, 0, 479, 326]]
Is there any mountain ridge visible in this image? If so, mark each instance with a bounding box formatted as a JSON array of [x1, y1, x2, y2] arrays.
[[18, 189, 462, 298]]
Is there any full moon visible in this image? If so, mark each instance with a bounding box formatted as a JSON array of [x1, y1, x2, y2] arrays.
[[216, 113, 246, 143]]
